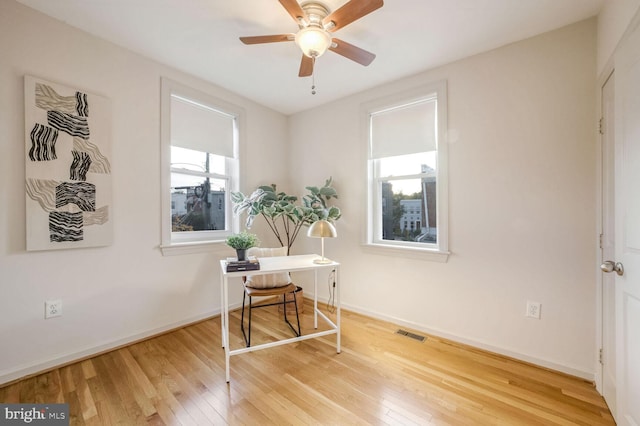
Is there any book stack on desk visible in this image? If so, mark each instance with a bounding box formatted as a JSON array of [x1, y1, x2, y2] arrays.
[[225, 256, 260, 272]]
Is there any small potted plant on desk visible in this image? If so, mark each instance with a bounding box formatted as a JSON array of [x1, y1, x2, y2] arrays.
[[225, 231, 259, 261]]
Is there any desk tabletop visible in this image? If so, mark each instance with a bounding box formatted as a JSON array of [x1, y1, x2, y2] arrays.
[[220, 254, 339, 277]]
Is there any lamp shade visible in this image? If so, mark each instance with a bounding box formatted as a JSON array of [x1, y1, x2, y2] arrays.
[[295, 26, 332, 58], [307, 220, 337, 238]]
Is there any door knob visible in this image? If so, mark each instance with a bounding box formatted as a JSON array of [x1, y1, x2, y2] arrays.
[[601, 260, 624, 276]]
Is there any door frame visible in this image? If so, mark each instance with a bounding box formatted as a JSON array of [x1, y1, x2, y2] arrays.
[[595, 60, 615, 397]]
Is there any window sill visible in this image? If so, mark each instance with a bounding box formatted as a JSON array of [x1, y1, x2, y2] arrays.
[[160, 240, 231, 256], [362, 243, 450, 263]]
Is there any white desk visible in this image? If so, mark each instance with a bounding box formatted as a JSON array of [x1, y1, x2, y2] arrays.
[[219, 254, 340, 382]]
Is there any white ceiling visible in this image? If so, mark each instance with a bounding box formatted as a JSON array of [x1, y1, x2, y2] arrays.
[[16, 0, 603, 115]]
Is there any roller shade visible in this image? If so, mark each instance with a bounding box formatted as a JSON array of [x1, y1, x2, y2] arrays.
[[171, 95, 235, 158], [370, 99, 436, 159]]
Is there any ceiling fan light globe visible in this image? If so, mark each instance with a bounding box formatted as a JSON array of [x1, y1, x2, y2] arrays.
[[295, 27, 331, 58]]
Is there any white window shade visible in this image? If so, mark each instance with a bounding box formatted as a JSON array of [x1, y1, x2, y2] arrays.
[[370, 99, 436, 159], [171, 95, 235, 158]]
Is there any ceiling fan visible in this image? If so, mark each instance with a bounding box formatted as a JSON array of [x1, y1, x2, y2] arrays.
[[239, 0, 384, 78]]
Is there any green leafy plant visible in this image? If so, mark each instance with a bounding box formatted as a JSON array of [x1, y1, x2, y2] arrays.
[[231, 177, 341, 255], [225, 231, 260, 250]]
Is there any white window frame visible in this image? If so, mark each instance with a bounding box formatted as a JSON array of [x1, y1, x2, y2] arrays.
[[363, 80, 449, 262], [160, 78, 242, 255]]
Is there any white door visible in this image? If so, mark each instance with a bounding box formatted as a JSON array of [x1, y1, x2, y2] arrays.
[[601, 71, 616, 417], [612, 12, 640, 426]]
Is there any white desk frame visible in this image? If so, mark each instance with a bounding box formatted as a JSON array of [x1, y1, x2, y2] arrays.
[[219, 254, 340, 382]]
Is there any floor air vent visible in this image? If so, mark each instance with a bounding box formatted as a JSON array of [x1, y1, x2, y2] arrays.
[[396, 329, 426, 342]]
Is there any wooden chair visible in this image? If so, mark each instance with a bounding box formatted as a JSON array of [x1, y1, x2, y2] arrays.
[[240, 247, 301, 347]]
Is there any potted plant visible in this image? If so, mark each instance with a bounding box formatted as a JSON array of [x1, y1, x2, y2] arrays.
[[231, 177, 341, 313], [230, 177, 341, 255], [225, 231, 259, 261]]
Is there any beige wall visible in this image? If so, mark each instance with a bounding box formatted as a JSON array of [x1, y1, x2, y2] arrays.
[[0, 0, 288, 384], [0, 0, 603, 384], [289, 19, 598, 378]]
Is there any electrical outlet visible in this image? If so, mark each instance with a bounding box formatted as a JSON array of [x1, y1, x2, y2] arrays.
[[45, 299, 62, 319], [526, 301, 541, 319]]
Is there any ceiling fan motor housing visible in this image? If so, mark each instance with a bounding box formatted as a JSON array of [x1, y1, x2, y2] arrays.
[[299, 2, 331, 26]]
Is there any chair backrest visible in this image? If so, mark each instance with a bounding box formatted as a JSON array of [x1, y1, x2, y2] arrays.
[[245, 246, 291, 289]]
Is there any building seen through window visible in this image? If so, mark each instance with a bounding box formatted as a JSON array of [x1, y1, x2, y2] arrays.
[[170, 146, 228, 233], [380, 164, 436, 243], [171, 182, 226, 232]]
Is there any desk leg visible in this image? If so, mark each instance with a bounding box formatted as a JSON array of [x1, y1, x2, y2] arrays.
[[224, 276, 230, 382], [336, 266, 341, 354], [220, 270, 225, 348], [313, 269, 318, 329], [219, 270, 231, 382]]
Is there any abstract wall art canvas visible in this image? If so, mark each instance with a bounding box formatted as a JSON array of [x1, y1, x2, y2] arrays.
[[24, 75, 113, 251]]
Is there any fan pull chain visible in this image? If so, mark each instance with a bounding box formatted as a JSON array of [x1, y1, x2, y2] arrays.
[[311, 56, 317, 95]]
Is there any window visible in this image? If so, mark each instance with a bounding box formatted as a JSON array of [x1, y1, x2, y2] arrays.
[[160, 78, 241, 255], [365, 81, 449, 261]]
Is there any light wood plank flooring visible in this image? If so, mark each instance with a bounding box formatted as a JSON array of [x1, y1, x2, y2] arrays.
[[0, 299, 614, 425]]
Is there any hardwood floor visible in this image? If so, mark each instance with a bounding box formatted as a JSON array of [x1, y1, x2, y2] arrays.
[[0, 300, 614, 425]]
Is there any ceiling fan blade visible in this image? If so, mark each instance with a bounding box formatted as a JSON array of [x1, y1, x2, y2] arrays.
[[323, 0, 383, 32], [279, 0, 307, 23], [239, 34, 293, 44], [299, 55, 314, 77], [329, 38, 376, 66]]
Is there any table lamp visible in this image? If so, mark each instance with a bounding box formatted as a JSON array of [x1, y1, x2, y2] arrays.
[[307, 219, 337, 264]]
